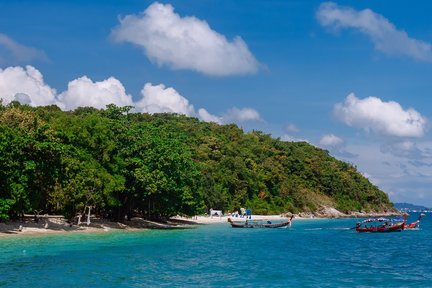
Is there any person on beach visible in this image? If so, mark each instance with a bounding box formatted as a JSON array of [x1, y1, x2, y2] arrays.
[[246, 209, 251, 219], [240, 208, 246, 218]]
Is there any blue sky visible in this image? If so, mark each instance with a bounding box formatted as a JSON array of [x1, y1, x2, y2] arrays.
[[1, 0, 432, 206]]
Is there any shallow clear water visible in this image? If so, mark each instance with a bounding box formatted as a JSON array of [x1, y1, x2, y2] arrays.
[[1, 213, 431, 287]]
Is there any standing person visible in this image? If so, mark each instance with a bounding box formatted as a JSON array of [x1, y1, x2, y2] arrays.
[[240, 207, 246, 218]]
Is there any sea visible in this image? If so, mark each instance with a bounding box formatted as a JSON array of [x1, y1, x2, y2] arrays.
[[0, 212, 431, 287]]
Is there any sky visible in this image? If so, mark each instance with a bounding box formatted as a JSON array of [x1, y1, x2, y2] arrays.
[[1, 0, 432, 206]]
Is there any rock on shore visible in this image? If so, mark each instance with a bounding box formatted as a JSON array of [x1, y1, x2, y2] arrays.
[[286, 206, 400, 219]]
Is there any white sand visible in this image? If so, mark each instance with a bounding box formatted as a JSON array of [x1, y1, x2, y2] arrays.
[[0, 219, 131, 237], [0, 209, 400, 237], [173, 214, 294, 224]]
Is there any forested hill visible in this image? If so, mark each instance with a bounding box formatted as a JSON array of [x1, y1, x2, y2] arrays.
[[0, 103, 394, 221]]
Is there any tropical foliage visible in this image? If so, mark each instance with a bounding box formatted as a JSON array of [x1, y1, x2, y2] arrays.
[[0, 102, 393, 221]]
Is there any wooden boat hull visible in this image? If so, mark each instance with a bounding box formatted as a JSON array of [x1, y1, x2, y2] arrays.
[[228, 217, 292, 228], [404, 222, 419, 229], [403, 214, 425, 230], [356, 222, 404, 233]]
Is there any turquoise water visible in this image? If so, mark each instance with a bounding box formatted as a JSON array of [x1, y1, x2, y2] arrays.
[[1, 213, 431, 287]]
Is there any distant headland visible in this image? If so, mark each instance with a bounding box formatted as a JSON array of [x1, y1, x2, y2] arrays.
[[393, 202, 431, 212]]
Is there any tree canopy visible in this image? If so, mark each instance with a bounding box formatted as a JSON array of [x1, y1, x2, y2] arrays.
[[0, 103, 393, 221]]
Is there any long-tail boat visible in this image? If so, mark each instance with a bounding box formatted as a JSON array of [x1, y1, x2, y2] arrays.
[[355, 217, 404, 233], [228, 216, 293, 228], [403, 213, 426, 230]]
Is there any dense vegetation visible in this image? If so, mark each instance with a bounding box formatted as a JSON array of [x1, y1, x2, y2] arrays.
[[0, 102, 393, 221]]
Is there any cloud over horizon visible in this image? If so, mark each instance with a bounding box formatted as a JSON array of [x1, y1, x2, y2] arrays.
[[221, 107, 262, 123], [319, 134, 344, 147], [111, 2, 259, 76], [339, 141, 432, 205], [0, 66, 57, 107], [285, 123, 299, 133], [0, 65, 261, 126], [317, 2, 432, 61], [58, 76, 134, 111], [135, 83, 196, 116], [334, 93, 426, 138]]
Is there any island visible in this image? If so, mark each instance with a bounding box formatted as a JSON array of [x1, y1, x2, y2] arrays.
[[0, 103, 395, 234]]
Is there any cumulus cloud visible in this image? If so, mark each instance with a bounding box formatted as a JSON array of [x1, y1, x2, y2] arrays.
[[0, 66, 57, 106], [135, 83, 196, 116], [111, 2, 259, 76], [13, 93, 32, 105], [221, 107, 262, 123], [318, 133, 356, 158], [58, 76, 133, 110], [134, 83, 224, 123], [341, 141, 432, 206], [280, 134, 309, 143], [135, 84, 260, 124], [198, 108, 221, 124], [319, 134, 344, 147], [334, 93, 426, 138], [0, 65, 261, 126], [135, 83, 264, 125], [317, 2, 432, 61]]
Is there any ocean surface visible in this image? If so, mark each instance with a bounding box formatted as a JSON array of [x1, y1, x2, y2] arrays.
[[0, 212, 431, 287]]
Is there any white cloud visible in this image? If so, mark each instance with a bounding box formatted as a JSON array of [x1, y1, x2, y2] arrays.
[[135, 83, 196, 116], [111, 2, 259, 76], [319, 134, 344, 147], [58, 76, 133, 110], [135, 83, 260, 124], [317, 2, 432, 61], [0, 65, 261, 126], [135, 83, 264, 125], [0, 34, 46, 65], [285, 123, 299, 133], [13, 93, 32, 105], [340, 141, 432, 206], [334, 93, 426, 138], [318, 133, 356, 158], [198, 108, 221, 124], [0, 66, 57, 106], [280, 134, 309, 143], [221, 107, 262, 123]]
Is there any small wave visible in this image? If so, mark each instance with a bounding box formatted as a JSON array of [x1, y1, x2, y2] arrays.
[[328, 227, 351, 230], [303, 227, 352, 231]]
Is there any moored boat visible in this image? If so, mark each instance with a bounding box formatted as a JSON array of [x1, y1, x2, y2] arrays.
[[403, 213, 426, 230], [355, 217, 404, 233], [228, 216, 293, 228]]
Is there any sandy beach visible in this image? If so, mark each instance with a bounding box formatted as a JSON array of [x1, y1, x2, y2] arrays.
[[0, 214, 294, 237], [176, 214, 293, 224], [0, 217, 195, 237], [0, 207, 400, 237]]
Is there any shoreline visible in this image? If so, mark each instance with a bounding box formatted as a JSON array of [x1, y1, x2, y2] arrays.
[[0, 217, 198, 238], [0, 210, 402, 237]]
